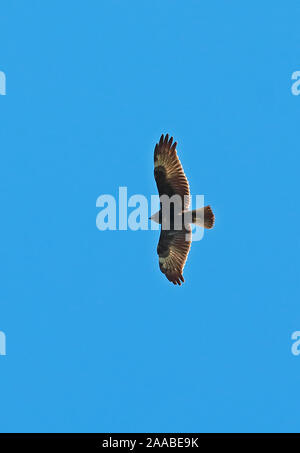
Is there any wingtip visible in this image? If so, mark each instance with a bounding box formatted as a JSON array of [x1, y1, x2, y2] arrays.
[[157, 133, 177, 151], [168, 272, 185, 286], [171, 141, 177, 152]]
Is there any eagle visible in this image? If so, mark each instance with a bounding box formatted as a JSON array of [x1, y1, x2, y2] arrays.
[[150, 134, 214, 285]]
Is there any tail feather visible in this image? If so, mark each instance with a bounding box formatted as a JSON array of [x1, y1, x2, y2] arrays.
[[191, 205, 215, 229]]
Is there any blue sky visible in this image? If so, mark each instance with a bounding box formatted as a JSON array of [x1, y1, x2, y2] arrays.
[[0, 0, 300, 433]]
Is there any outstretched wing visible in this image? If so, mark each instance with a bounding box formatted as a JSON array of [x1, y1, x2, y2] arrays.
[[154, 134, 190, 210], [157, 225, 192, 285]]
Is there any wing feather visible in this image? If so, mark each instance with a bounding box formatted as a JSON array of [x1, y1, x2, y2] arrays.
[[154, 134, 190, 210], [157, 225, 192, 285]]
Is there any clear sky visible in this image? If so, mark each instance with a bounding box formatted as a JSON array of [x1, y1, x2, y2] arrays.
[[0, 0, 300, 433]]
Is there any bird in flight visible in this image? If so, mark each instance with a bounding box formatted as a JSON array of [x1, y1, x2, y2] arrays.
[[150, 134, 214, 285]]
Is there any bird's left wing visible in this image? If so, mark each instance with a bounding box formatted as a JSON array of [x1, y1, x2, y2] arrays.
[[157, 225, 192, 285], [154, 134, 190, 210]]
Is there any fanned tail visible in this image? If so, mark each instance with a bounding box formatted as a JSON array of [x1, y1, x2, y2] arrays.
[[191, 205, 215, 229]]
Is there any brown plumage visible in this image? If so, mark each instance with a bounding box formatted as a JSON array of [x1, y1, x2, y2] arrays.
[[151, 134, 214, 285]]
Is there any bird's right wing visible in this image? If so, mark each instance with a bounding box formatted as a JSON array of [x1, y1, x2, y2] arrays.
[[157, 225, 192, 285]]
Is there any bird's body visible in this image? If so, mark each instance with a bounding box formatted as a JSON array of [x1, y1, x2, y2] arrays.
[[151, 134, 214, 285]]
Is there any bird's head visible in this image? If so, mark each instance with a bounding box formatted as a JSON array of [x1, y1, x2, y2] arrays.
[[149, 211, 160, 224]]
